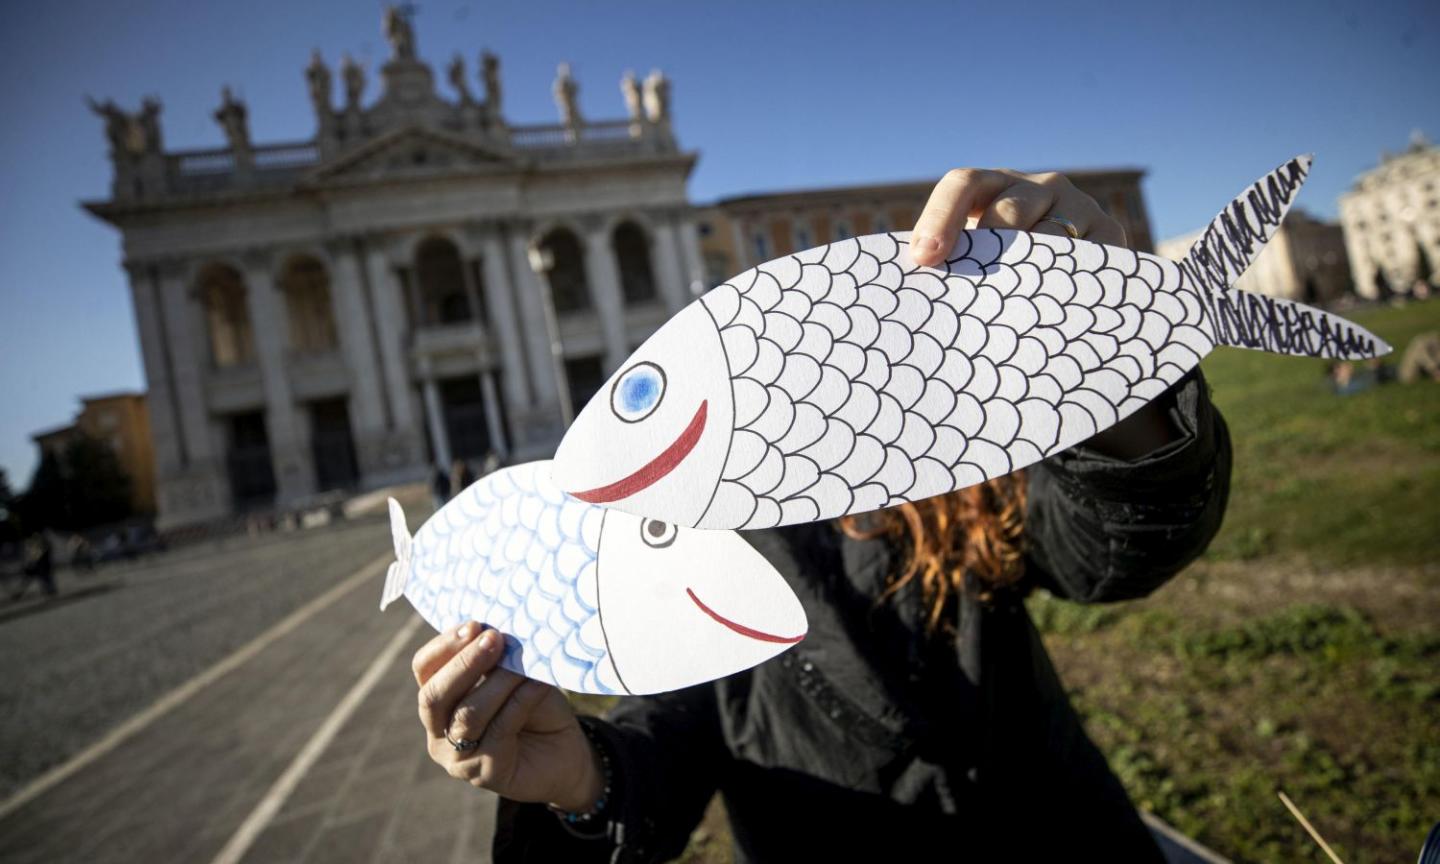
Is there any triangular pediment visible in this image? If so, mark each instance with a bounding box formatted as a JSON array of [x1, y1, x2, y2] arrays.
[[307, 125, 517, 184]]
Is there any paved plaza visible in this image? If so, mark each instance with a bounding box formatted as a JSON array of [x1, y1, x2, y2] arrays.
[[0, 515, 502, 864]]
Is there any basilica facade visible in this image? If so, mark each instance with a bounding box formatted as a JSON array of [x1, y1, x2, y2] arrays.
[[85, 13, 704, 529]]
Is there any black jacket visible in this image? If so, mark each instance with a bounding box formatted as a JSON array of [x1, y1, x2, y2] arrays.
[[495, 369, 1231, 862]]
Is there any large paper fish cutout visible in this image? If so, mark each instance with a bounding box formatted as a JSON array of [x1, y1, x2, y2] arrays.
[[553, 156, 1390, 530], [381, 461, 807, 695]]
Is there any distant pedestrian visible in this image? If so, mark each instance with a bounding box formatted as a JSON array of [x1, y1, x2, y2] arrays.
[[69, 535, 95, 572], [431, 464, 452, 509], [11, 534, 57, 600], [451, 459, 475, 496], [481, 449, 501, 476], [1400, 331, 1440, 383]]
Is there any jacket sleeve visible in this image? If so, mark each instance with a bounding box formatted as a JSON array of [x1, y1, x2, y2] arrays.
[[492, 682, 729, 864], [1022, 367, 1232, 603]]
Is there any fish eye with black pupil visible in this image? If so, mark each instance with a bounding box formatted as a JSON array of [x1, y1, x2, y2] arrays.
[[610, 361, 667, 423], [640, 518, 677, 548]]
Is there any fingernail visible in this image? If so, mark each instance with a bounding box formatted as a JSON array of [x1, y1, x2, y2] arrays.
[[911, 234, 941, 257], [479, 630, 499, 651], [457, 623, 473, 640]]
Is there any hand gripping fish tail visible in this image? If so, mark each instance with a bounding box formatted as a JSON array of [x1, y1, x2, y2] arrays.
[[380, 497, 413, 611], [1181, 154, 1392, 361]]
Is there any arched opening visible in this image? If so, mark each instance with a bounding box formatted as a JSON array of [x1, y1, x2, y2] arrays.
[[538, 227, 590, 314], [612, 221, 657, 304], [415, 236, 472, 326], [280, 255, 338, 353], [198, 263, 254, 368]]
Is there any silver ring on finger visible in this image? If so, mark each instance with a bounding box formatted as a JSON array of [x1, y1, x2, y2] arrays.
[[1036, 215, 1080, 239], [445, 720, 480, 752]]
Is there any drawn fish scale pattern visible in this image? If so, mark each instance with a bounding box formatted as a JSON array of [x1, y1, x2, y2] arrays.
[[408, 463, 623, 695], [699, 229, 1213, 530]]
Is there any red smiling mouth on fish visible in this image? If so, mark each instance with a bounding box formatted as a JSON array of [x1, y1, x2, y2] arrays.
[[572, 401, 708, 504], [686, 587, 805, 644]]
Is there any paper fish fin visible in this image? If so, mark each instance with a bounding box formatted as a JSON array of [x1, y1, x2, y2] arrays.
[[1178, 154, 1313, 295], [1175, 153, 1391, 360], [1197, 289, 1391, 360], [381, 497, 413, 611]]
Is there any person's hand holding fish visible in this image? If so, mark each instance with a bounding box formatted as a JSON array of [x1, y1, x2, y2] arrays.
[[412, 620, 604, 813]]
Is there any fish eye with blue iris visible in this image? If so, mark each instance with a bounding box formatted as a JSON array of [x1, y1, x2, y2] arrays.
[[610, 361, 667, 422]]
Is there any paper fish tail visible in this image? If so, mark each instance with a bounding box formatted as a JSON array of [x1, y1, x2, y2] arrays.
[[1197, 288, 1391, 360], [381, 497, 413, 611], [1173, 153, 1390, 361], [1179, 154, 1313, 296]]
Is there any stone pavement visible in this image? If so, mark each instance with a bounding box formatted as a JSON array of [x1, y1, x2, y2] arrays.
[[235, 624, 499, 864], [0, 519, 502, 864]]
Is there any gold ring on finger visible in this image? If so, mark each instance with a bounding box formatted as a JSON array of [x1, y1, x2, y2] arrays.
[[1036, 215, 1080, 239]]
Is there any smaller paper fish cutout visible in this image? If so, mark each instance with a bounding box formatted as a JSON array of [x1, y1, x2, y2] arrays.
[[381, 461, 807, 695], [552, 155, 1390, 530]]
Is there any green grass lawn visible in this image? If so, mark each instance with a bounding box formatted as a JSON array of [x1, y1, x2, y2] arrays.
[[1033, 296, 1440, 862], [1200, 298, 1440, 568]]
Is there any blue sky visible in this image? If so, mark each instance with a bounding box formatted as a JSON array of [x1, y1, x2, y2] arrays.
[[2, 0, 1437, 490]]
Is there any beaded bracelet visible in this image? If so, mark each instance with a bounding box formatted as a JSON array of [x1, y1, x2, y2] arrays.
[[546, 719, 614, 830]]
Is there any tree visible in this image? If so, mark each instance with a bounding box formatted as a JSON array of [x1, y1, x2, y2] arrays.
[[1416, 237, 1435, 290], [17, 435, 132, 533], [1373, 266, 1392, 300]]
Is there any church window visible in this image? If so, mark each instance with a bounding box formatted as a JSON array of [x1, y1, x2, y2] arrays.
[[415, 236, 472, 326], [612, 221, 657, 304], [198, 263, 255, 368], [281, 255, 338, 353], [538, 227, 591, 314]]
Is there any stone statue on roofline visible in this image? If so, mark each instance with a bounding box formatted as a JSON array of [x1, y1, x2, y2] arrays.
[[553, 62, 582, 141], [306, 50, 333, 115], [621, 70, 644, 138], [448, 54, 473, 104], [481, 51, 503, 121], [384, 5, 417, 61], [643, 68, 670, 125], [341, 54, 365, 110], [214, 87, 251, 156], [138, 97, 164, 153]]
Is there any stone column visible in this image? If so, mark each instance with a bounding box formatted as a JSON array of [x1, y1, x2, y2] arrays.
[[504, 224, 566, 453], [126, 262, 184, 478], [650, 219, 688, 313], [361, 236, 428, 482], [505, 227, 560, 406], [582, 219, 629, 372], [242, 250, 316, 505], [364, 241, 417, 429], [677, 214, 707, 300], [730, 218, 751, 273], [419, 360, 451, 468], [156, 261, 230, 526], [326, 241, 386, 433], [326, 239, 391, 486], [479, 370, 508, 459], [475, 228, 531, 409]]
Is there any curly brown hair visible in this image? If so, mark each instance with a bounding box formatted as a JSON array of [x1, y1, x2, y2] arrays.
[[838, 473, 1028, 634]]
